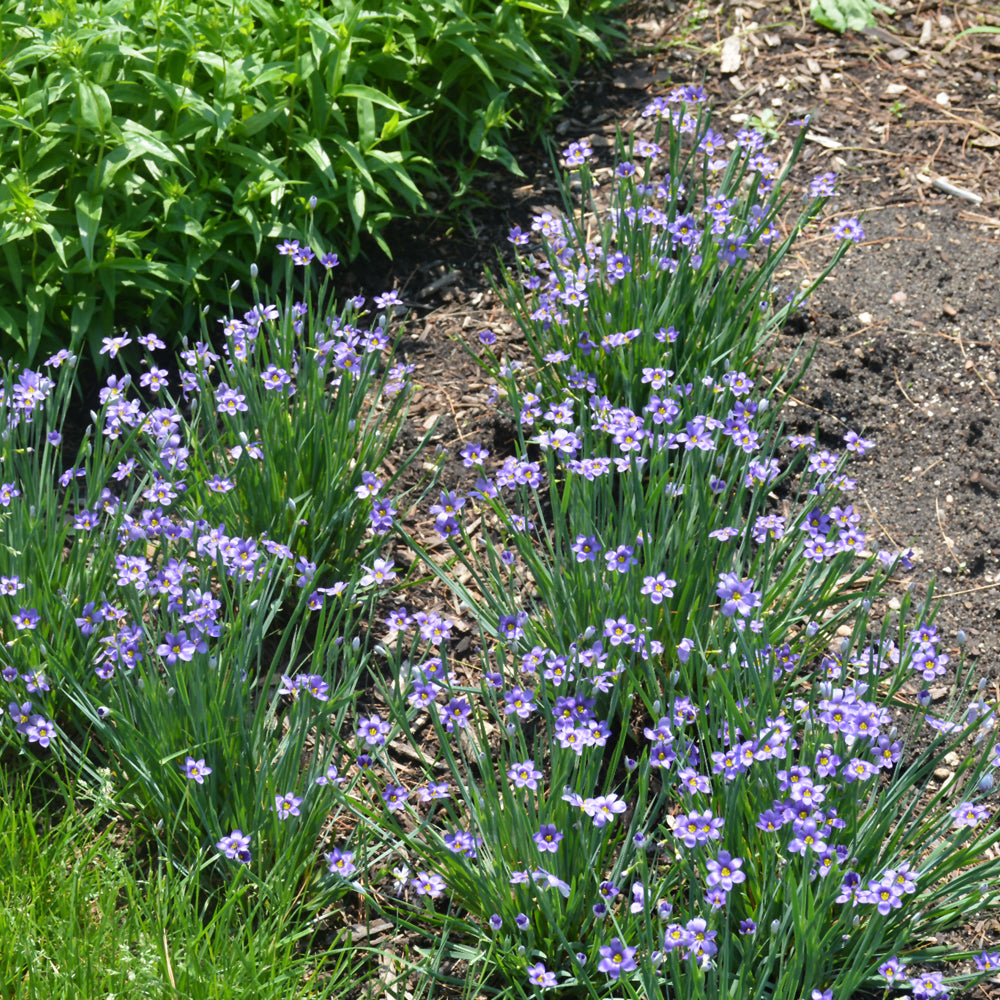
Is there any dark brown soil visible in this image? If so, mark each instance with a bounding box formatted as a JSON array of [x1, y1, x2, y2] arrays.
[[336, 0, 1000, 992]]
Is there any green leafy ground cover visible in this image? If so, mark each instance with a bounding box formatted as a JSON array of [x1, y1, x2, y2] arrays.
[[0, 0, 620, 364], [1, 43, 1000, 1000]]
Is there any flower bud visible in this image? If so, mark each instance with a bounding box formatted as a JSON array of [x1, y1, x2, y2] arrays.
[[250, 263, 258, 278], [957, 629, 967, 647]]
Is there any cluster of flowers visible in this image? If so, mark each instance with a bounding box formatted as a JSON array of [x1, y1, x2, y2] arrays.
[[0, 269, 422, 904], [508, 86, 864, 341]]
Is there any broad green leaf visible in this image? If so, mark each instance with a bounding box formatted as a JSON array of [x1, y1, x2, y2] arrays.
[[339, 84, 408, 115], [72, 77, 113, 134], [75, 190, 103, 265], [810, 0, 881, 33], [440, 31, 497, 85], [119, 121, 183, 166]]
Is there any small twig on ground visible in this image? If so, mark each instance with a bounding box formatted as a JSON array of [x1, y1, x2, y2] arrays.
[[935, 496, 956, 558], [916, 173, 984, 205], [904, 455, 947, 482], [934, 581, 1000, 598], [893, 368, 919, 407]]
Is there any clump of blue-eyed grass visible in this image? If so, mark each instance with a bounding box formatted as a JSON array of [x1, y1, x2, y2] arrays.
[[487, 85, 866, 416], [118, 245, 426, 578], [366, 87, 1000, 1000], [0, 253, 424, 913]]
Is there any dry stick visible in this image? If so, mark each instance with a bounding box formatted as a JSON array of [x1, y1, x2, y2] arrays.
[[935, 496, 957, 558], [919, 174, 983, 205], [903, 455, 947, 483], [935, 581, 1000, 598], [893, 368, 920, 408]]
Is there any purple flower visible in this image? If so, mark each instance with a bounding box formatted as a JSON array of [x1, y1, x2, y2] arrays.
[[604, 616, 637, 647], [582, 793, 627, 828], [503, 687, 536, 720], [832, 217, 865, 243], [12, 608, 39, 630], [605, 544, 638, 574], [370, 498, 396, 534], [715, 573, 762, 618], [843, 430, 873, 454], [879, 957, 908, 984], [357, 714, 391, 747], [571, 534, 601, 562], [533, 824, 564, 854], [705, 851, 745, 892], [597, 937, 637, 980], [674, 809, 724, 848], [975, 951, 1000, 972], [184, 757, 212, 784], [411, 871, 446, 898], [909, 971, 947, 999], [315, 764, 345, 786], [382, 785, 408, 812], [443, 829, 480, 858], [951, 801, 990, 828], [274, 792, 303, 819], [215, 383, 248, 415], [704, 886, 728, 909], [527, 962, 557, 989], [442, 696, 472, 731], [157, 630, 204, 665], [359, 557, 396, 587], [641, 573, 677, 604], [354, 471, 383, 500], [100, 334, 132, 358], [217, 829, 251, 864], [507, 760, 543, 790], [26, 717, 56, 748], [459, 442, 489, 467], [326, 847, 356, 877]]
